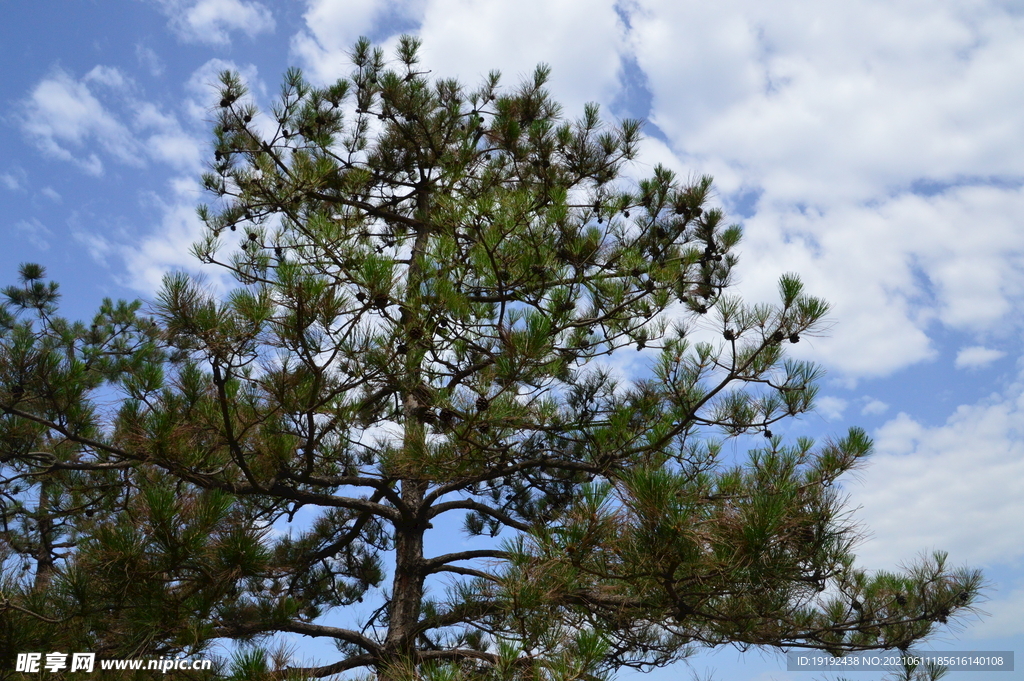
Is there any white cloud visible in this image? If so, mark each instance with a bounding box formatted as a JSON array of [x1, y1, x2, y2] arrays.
[[1, 170, 25, 191], [71, 223, 116, 264], [74, 176, 233, 296], [276, 0, 1024, 380], [18, 67, 206, 175], [632, 1, 1024, 204], [617, 0, 1024, 379], [291, 0, 391, 82], [124, 199, 209, 293], [723, 179, 1024, 377], [136, 43, 165, 77], [13, 219, 53, 251], [38, 187, 62, 203], [417, 0, 626, 116], [291, 0, 627, 115], [152, 0, 275, 46], [860, 398, 889, 416], [815, 396, 848, 421], [84, 65, 131, 90], [133, 101, 204, 171], [956, 345, 1006, 369], [18, 68, 139, 175], [847, 385, 1024, 571]]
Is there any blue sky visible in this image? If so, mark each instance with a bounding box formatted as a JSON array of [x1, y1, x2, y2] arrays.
[[2, 1, 1023, 679]]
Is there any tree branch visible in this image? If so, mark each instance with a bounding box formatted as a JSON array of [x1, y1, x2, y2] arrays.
[[422, 549, 508, 572], [427, 499, 531, 531], [0, 403, 401, 520], [215, 620, 381, 653], [280, 654, 377, 679], [429, 565, 500, 582]]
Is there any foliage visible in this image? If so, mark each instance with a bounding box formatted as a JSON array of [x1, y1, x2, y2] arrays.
[[0, 38, 982, 680]]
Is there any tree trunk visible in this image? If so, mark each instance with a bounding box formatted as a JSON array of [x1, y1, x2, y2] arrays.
[[380, 206, 433, 679], [32, 481, 55, 592], [381, 480, 427, 679]]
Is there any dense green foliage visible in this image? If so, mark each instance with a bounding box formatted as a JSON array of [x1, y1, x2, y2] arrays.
[[1, 38, 981, 681]]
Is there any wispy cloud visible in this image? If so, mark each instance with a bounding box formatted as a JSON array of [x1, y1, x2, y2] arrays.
[[14, 218, 53, 251], [815, 396, 848, 420], [1, 169, 25, 191], [850, 387, 1024, 570], [860, 398, 889, 416], [618, 0, 1024, 378], [956, 345, 1006, 369], [38, 187, 62, 203], [136, 43, 165, 77], [73, 175, 233, 296], [133, 101, 203, 170], [18, 67, 139, 175], [17, 66, 204, 175], [151, 0, 275, 46]]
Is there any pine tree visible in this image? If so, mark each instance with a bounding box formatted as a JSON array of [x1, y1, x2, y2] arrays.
[[0, 37, 982, 680]]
